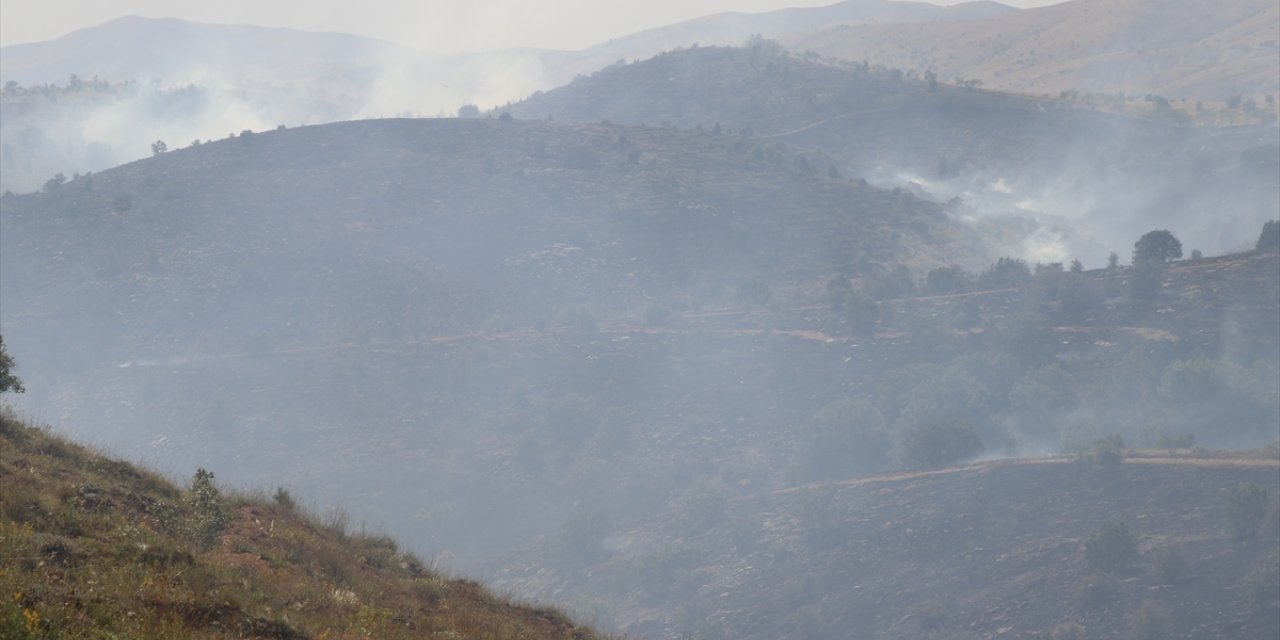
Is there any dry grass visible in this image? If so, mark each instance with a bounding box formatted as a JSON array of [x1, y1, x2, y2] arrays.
[[0, 412, 604, 639]]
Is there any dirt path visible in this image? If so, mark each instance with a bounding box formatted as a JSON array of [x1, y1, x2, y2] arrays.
[[769, 452, 1280, 498]]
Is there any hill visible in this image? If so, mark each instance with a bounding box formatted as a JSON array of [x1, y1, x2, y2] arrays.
[[495, 450, 1280, 639], [0, 117, 961, 565], [544, 0, 1016, 85], [0, 412, 602, 639], [506, 45, 1280, 264], [787, 0, 1280, 100]]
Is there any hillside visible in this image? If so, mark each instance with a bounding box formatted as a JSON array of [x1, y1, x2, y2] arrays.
[[0, 412, 602, 639], [787, 0, 1280, 100], [0, 117, 961, 565], [495, 450, 1280, 639], [544, 0, 1016, 85], [506, 45, 1280, 264]]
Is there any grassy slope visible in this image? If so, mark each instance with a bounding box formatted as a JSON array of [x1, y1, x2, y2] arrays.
[[0, 412, 601, 640]]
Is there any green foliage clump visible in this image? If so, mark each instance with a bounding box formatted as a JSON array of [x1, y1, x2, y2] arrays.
[[1257, 219, 1279, 251], [977, 257, 1032, 290], [0, 334, 23, 395], [897, 421, 982, 470], [1085, 521, 1139, 571], [1225, 483, 1269, 540], [924, 266, 970, 294], [187, 468, 230, 550], [1077, 434, 1125, 468], [1133, 229, 1183, 264], [1128, 259, 1165, 299]]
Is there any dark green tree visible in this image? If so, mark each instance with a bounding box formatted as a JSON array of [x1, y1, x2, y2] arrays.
[[1133, 229, 1182, 264], [1258, 220, 1280, 252], [0, 334, 23, 395], [898, 421, 983, 469], [187, 468, 229, 550]]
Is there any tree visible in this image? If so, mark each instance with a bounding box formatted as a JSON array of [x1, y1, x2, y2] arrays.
[[897, 420, 983, 469], [1258, 220, 1280, 252], [150, 140, 168, 155], [0, 334, 24, 395], [978, 257, 1032, 290], [1133, 229, 1182, 264]]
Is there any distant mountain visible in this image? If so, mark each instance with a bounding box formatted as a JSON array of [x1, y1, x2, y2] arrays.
[[543, 0, 1016, 84], [787, 0, 1280, 99], [0, 15, 409, 85]]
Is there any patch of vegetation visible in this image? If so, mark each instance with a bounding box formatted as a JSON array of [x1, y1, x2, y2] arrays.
[[0, 414, 603, 640]]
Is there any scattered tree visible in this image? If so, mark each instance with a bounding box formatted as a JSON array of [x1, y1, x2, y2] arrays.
[[898, 421, 982, 469], [186, 468, 229, 549], [1133, 229, 1182, 264], [0, 334, 24, 395], [1258, 220, 1280, 252], [150, 140, 168, 155]]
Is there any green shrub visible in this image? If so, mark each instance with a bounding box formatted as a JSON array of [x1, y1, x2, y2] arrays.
[[186, 468, 229, 550], [1076, 434, 1125, 468], [898, 421, 983, 470]]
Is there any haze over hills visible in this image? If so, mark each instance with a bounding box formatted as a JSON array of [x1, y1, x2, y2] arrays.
[[497, 450, 1280, 639], [788, 0, 1280, 99], [508, 45, 1280, 265], [0, 117, 960, 564], [3, 3, 1280, 638], [3, 0, 1275, 193]]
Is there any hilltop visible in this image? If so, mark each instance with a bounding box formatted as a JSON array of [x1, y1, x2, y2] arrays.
[[788, 0, 1280, 100], [0, 412, 602, 639]]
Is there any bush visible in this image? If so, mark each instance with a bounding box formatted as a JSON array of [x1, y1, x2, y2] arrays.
[[186, 468, 229, 550], [898, 421, 983, 470], [1257, 219, 1279, 252], [1084, 521, 1139, 571], [1225, 483, 1269, 540], [0, 334, 23, 395], [1133, 229, 1182, 264], [1077, 434, 1125, 468], [977, 257, 1032, 290]]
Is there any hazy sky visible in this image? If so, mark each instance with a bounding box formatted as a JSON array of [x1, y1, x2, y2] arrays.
[[1, 0, 1068, 51]]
